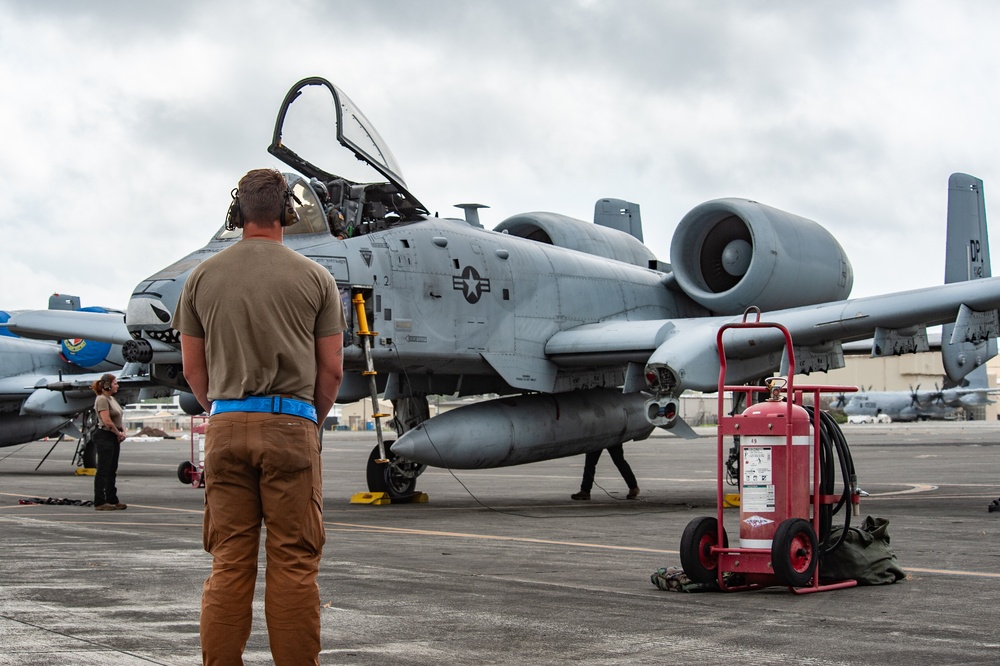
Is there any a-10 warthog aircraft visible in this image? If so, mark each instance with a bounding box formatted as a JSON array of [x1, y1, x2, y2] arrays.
[[9, 77, 1000, 499]]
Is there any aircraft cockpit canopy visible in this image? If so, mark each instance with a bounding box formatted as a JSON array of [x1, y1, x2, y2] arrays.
[[215, 173, 330, 240], [267, 77, 428, 222], [286, 174, 329, 234]]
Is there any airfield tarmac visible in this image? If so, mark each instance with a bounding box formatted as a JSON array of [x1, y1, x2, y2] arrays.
[[1, 422, 999, 665]]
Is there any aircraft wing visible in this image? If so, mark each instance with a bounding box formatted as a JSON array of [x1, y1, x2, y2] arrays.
[[928, 386, 1000, 407], [0, 370, 105, 416], [957, 389, 1000, 406], [0, 369, 163, 417], [1, 310, 132, 344], [547, 276, 1000, 395]]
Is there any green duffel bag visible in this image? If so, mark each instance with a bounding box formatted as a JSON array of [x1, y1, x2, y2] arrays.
[[820, 515, 906, 585]]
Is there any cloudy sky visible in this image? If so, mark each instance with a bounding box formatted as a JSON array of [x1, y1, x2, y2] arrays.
[[2, 0, 999, 312]]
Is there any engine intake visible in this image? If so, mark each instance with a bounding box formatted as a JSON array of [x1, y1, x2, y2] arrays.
[[670, 199, 853, 314], [495, 212, 656, 268]]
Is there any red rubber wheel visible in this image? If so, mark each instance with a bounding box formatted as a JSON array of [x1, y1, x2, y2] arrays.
[[177, 460, 196, 485], [772, 518, 818, 587], [679, 516, 729, 584]]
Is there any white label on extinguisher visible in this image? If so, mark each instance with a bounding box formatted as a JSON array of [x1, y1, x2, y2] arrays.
[[742, 445, 774, 512]]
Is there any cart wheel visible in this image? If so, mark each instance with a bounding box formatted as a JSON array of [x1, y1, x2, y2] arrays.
[[679, 516, 729, 584], [177, 460, 196, 485], [772, 518, 818, 587]]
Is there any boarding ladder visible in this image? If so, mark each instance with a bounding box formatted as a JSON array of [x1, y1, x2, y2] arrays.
[[352, 293, 390, 463]]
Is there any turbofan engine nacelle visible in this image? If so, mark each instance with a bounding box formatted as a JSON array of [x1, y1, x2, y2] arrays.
[[669, 199, 854, 314], [495, 212, 656, 268]]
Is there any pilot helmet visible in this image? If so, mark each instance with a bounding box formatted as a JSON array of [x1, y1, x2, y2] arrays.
[[309, 178, 329, 201]]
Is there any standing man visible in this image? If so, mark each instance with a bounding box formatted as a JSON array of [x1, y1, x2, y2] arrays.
[[175, 168, 346, 665], [570, 444, 640, 501]]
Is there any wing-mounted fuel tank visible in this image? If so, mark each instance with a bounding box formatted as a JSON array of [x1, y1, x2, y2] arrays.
[[669, 199, 854, 314], [495, 212, 656, 268], [390, 388, 653, 469]]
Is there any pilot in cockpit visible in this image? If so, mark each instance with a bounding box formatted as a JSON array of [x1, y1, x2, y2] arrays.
[[309, 177, 351, 239]]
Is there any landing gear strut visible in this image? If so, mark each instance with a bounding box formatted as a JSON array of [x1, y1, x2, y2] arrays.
[[363, 394, 428, 499], [365, 443, 423, 499], [73, 410, 98, 470], [352, 292, 427, 500]]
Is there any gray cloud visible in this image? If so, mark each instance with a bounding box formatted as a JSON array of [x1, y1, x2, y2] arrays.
[[0, 0, 998, 311]]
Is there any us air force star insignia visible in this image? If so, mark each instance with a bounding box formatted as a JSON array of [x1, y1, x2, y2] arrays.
[[743, 515, 774, 528], [452, 265, 491, 304]]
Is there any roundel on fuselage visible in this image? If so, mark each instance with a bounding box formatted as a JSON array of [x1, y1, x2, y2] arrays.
[[61, 306, 113, 368], [0, 311, 17, 337]]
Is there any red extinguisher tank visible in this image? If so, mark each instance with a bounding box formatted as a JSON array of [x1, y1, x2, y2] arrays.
[[737, 392, 812, 549]]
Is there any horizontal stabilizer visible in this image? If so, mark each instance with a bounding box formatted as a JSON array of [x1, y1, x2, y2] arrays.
[[942, 305, 999, 381]]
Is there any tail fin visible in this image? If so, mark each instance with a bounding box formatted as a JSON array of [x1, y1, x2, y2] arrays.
[[944, 173, 990, 283], [594, 198, 643, 242], [942, 173, 998, 381]]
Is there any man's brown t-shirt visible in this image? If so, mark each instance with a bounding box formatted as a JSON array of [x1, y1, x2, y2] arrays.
[[173, 239, 347, 403]]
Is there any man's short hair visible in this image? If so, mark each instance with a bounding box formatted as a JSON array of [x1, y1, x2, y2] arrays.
[[238, 169, 287, 225]]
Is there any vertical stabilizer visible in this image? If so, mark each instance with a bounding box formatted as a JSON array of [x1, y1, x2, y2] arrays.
[[594, 198, 643, 242], [945, 173, 990, 283], [942, 173, 998, 381]]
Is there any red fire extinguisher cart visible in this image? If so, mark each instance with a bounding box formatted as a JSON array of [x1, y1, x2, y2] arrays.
[[679, 309, 859, 593]]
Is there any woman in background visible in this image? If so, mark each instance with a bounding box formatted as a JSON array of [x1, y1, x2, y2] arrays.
[[91, 373, 127, 511]]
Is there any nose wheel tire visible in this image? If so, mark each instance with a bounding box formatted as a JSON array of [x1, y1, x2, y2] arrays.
[[679, 516, 729, 584], [366, 443, 423, 500], [771, 518, 818, 588]]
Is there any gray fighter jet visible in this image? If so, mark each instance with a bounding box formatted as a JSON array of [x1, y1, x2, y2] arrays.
[[9, 78, 1000, 498]]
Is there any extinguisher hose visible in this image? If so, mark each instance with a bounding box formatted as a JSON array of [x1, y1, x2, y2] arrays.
[[805, 407, 856, 554]]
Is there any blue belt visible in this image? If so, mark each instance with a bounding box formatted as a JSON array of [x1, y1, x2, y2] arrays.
[[210, 396, 317, 424]]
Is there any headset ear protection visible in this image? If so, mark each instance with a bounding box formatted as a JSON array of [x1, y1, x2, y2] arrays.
[[225, 186, 301, 230], [101, 375, 113, 392], [281, 187, 301, 227]]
